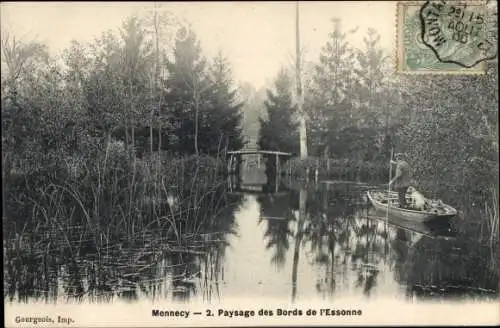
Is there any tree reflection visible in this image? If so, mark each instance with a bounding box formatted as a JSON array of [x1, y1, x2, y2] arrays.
[[391, 228, 411, 285], [257, 185, 296, 268], [299, 183, 384, 297], [288, 183, 401, 299], [291, 188, 307, 303]]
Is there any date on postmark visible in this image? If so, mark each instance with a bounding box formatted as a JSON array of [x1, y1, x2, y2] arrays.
[[397, 0, 497, 73]]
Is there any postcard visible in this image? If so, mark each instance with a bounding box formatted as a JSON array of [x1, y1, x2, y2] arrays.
[[2, 1, 499, 327]]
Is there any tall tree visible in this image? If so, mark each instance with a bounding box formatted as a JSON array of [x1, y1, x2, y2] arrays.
[[118, 16, 154, 158], [258, 68, 299, 156], [306, 18, 358, 157], [84, 31, 124, 145], [141, 6, 183, 154], [295, 2, 307, 159], [353, 28, 389, 128], [352, 28, 395, 159], [164, 26, 209, 155], [203, 52, 244, 154], [62, 40, 91, 123], [1, 34, 65, 175]]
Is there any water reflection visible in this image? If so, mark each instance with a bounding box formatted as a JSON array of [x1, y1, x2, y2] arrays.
[[3, 175, 498, 304], [291, 188, 307, 302], [257, 191, 296, 268]]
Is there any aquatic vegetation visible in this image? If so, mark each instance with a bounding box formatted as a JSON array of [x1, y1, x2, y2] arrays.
[[2, 143, 244, 303]]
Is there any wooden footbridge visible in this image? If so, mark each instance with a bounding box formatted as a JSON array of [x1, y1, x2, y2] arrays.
[[226, 149, 293, 173]]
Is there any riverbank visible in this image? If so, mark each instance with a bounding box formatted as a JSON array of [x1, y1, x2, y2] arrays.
[[3, 146, 234, 250], [280, 157, 388, 183]]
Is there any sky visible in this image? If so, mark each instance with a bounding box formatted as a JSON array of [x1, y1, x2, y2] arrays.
[[1, 1, 396, 89]]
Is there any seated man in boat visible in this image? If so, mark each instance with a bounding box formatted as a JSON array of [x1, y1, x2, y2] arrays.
[[389, 153, 411, 208]]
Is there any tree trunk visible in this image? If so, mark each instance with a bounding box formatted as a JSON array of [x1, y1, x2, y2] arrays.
[[296, 2, 307, 159]]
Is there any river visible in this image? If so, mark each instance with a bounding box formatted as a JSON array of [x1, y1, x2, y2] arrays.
[[3, 168, 498, 305]]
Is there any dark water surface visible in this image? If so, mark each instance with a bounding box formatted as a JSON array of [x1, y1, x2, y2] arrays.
[[3, 169, 498, 304]]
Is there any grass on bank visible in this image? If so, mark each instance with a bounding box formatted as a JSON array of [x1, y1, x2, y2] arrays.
[[3, 140, 235, 256]]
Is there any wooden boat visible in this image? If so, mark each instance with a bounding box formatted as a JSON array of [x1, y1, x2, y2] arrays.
[[366, 190, 457, 223]]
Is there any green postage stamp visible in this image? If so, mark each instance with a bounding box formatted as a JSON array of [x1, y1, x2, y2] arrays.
[[397, 0, 498, 73]]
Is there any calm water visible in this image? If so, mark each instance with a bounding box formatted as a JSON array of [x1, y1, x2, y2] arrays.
[[3, 169, 498, 304]]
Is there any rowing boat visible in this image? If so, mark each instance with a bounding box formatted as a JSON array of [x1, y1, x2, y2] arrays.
[[366, 190, 457, 223]]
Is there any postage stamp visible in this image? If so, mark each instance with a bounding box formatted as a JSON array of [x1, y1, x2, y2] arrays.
[[396, 0, 498, 74]]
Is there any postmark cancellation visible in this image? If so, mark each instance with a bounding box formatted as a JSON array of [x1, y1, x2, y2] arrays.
[[396, 0, 498, 74]]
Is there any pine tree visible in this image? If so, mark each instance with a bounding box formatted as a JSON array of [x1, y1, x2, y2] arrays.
[[353, 28, 389, 128], [202, 52, 244, 155], [341, 28, 394, 161], [163, 27, 209, 155], [258, 68, 299, 156], [306, 18, 358, 157]]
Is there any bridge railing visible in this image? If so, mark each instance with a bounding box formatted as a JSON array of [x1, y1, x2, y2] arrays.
[[227, 150, 293, 156], [226, 149, 293, 173]]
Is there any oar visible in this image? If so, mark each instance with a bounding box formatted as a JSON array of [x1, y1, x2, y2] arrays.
[[386, 148, 394, 223]]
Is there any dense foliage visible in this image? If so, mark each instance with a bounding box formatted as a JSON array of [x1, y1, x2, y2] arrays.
[[2, 13, 245, 250], [2, 15, 244, 170], [257, 18, 498, 213]]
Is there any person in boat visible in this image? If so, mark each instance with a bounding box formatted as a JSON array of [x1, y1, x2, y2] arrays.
[[389, 153, 411, 208]]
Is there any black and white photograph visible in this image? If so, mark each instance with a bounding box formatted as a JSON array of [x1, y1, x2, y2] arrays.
[[2, 1, 499, 326]]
